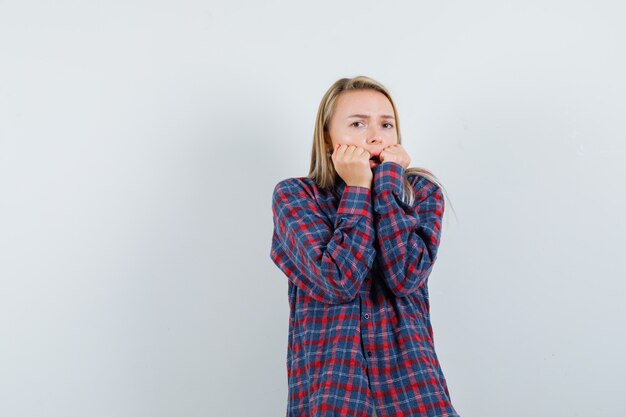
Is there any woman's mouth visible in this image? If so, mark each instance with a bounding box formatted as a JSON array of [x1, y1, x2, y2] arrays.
[[369, 156, 380, 168]]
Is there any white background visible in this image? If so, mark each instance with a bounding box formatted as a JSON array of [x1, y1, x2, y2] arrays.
[[1, 1, 625, 416]]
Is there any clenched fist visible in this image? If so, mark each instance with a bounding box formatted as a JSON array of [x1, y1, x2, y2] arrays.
[[331, 144, 373, 189]]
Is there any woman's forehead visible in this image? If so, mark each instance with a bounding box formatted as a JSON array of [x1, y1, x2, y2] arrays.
[[334, 90, 393, 116]]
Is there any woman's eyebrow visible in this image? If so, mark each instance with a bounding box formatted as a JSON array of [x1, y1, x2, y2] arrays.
[[346, 114, 395, 120]]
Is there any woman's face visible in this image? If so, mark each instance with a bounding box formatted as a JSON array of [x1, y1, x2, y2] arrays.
[[327, 89, 398, 168]]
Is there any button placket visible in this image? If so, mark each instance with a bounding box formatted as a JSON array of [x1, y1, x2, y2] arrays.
[[359, 278, 375, 363]]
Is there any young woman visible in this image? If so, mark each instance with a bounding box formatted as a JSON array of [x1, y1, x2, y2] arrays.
[[270, 76, 460, 417]]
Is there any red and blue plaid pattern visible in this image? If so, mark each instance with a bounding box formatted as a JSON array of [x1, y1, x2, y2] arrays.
[[270, 161, 459, 417]]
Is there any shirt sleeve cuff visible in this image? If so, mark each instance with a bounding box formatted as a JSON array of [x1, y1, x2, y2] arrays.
[[337, 185, 373, 217], [373, 161, 405, 199]]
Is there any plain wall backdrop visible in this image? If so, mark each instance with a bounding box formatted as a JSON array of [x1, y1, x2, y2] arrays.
[[1, 1, 625, 416]]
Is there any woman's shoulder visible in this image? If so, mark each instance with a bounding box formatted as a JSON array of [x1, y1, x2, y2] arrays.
[[272, 176, 323, 203], [406, 168, 442, 200], [273, 175, 318, 192]]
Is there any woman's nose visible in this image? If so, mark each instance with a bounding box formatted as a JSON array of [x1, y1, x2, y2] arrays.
[[367, 125, 384, 143], [367, 133, 382, 144]]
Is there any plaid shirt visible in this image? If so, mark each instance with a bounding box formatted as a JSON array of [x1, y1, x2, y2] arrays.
[[270, 161, 460, 417]]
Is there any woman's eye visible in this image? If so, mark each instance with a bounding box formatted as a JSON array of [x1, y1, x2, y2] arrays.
[[383, 123, 394, 128], [352, 121, 364, 127]]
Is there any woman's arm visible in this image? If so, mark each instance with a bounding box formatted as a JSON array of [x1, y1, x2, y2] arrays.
[[372, 162, 444, 297], [270, 178, 377, 304]]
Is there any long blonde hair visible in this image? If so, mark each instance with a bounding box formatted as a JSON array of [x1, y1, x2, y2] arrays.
[[308, 75, 455, 217]]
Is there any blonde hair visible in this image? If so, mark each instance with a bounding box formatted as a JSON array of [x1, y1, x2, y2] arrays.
[[308, 75, 455, 216]]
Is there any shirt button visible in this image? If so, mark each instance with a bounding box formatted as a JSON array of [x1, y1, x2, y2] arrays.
[[364, 313, 370, 319], [367, 351, 373, 357]]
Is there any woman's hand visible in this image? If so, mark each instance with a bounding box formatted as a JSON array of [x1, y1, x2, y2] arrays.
[[331, 144, 373, 189], [379, 144, 411, 169]]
